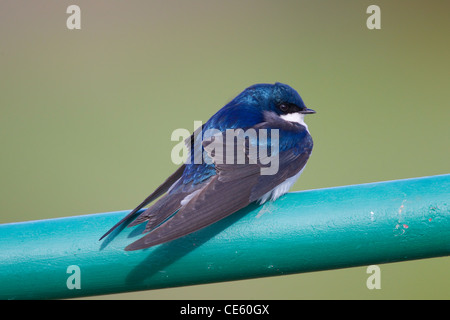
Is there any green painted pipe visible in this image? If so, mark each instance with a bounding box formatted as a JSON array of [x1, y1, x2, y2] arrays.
[[0, 175, 449, 299]]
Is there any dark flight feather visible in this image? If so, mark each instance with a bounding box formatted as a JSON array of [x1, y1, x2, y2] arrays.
[[99, 164, 186, 240], [123, 113, 312, 250]]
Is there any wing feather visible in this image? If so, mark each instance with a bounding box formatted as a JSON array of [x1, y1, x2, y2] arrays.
[[125, 173, 257, 250], [99, 164, 186, 240], [124, 115, 313, 250]]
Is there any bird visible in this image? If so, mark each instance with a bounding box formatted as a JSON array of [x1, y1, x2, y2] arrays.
[[100, 82, 316, 250]]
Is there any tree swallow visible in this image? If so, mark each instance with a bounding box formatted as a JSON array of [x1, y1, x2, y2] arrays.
[[100, 82, 315, 250]]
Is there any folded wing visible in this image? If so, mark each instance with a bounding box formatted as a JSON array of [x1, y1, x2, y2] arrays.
[[124, 117, 312, 250]]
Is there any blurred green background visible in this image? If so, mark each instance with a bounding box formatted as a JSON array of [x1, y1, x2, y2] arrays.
[[1, 0, 449, 299]]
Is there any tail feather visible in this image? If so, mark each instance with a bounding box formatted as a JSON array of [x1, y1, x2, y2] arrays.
[[99, 164, 185, 241]]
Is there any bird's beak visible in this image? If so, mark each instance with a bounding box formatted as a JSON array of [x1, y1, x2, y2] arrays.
[[300, 108, 316, 114]]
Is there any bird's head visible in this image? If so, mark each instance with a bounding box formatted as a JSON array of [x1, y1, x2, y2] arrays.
[[232, 82, 316, 119]]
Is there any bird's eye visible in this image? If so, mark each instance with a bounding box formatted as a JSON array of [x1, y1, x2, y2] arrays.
[[279, 104, 289, 112]]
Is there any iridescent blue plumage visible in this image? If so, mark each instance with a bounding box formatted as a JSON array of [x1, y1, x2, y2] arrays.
[[180, 83, 309, 186], [100, 82, 316, 250]]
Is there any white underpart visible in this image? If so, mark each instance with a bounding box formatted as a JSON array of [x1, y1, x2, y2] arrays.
[[258, 167, 305, 204], [280, 112, 309, 133], [180, 189, 202, 206], [257, 112, 311, 204]]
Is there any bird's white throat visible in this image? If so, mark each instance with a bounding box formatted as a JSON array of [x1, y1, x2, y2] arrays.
[[280, 112, 309, 132]]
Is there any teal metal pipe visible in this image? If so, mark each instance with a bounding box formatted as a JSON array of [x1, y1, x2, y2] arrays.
[[0, 175, 449, 299]]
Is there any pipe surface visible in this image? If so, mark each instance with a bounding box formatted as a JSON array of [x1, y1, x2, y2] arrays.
[[0, 174, 449, 299]]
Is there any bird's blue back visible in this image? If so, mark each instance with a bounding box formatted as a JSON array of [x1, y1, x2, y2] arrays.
[[179, 83, 309, 186]]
